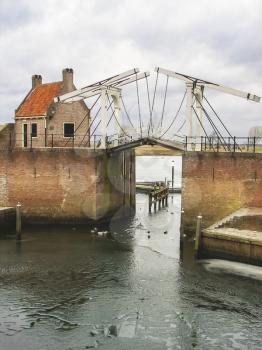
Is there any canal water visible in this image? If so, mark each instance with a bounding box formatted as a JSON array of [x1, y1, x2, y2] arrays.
[[0, 156, 262, 350]]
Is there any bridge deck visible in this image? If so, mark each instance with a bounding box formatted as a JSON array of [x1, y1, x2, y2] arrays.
[[107, 137, 185, 153]]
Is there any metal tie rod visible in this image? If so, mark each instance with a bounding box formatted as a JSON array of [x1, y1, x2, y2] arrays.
[[55, 72, 150, 103], [55, 68, 140, 103]]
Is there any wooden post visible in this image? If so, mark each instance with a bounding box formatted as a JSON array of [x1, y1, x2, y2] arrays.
[[16, 202, 22, 240], [171, 166, 174, 188], [180, 208, 185, 261], [149, 193, 152, 213], [195, 215, 202, 256], [180, 208, 185, 235]]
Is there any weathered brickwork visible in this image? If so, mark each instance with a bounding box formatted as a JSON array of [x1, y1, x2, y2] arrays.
[[47, 100, 89, 147], [182, 152, 262, 232], [0, 124, 14, 149], [0, 148, 135, 224], [15, 118, 46, 148], [14, 68, 90, 149]]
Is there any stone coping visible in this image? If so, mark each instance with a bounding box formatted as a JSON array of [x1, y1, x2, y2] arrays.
[[203, 227, 262, 246]]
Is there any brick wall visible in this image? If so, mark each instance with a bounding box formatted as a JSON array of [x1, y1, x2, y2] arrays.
[[181, 152, 262, 233], [47, 101, 90, 147], [0, 124, 14, 149], [15, 118, 46, 148], [0, 148, 135, 224]]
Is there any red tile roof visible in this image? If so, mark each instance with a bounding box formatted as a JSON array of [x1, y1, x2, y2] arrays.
[[15, 82, 63, 117]]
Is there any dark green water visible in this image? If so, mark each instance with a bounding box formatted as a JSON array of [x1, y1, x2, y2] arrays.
[[0, 193, 262, 350]]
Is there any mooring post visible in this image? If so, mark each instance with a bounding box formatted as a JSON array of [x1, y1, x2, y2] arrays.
[[16, 202, 22, 240], [149, 193, 152, 213], [180, 208, 185, 234], [195, 215, 202, 256], [179, 208, 185, 260], [171, 165, 174, 188]]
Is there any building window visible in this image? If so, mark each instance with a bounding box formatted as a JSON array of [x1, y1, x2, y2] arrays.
[[31, 123, 37, 137], [64, 123, 74, 137]]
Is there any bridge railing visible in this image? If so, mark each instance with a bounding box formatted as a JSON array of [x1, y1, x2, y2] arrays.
[[183, 136, 262, 153], [1, 131, 261, 153], [106, 134, 135, 148], [0, 132, 103, 150]]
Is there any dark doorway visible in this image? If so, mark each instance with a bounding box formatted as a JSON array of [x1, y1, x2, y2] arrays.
[[23, 124, 28, 147]]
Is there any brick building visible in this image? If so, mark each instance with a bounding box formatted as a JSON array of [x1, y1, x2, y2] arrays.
[[14, 68, 90, 148]]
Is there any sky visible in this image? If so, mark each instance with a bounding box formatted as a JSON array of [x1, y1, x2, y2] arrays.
[[0, 0, 261, 136]]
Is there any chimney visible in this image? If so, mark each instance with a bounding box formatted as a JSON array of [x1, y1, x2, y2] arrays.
[[32, 75, 42, 89], [62, 68, 74, 92]]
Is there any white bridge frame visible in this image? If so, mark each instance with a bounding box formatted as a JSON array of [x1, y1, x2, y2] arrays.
[[54, 68, 150, 148], [54, 66, 260, 150], [155, 67, 261, 150]]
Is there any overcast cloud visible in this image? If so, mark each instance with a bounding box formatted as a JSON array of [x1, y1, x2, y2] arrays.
[[0, 0, 261, 136]]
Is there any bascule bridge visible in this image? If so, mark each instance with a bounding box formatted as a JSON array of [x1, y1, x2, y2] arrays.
[[0, 67, 261, 230]]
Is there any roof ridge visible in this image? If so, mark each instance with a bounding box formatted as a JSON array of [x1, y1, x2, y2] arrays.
[[38, 81, 62, 86], [15, 81, 64, 118]]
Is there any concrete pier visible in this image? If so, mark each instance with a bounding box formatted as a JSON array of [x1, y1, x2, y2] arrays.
[[200, 208, 262, 265]]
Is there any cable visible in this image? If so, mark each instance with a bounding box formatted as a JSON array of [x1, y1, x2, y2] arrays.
[[135, 73, 143, 137], [192, 105, 215, 152], [159, 75, 169, 129], [159, 89, 186, 139], [145, 76, 152, 136], [193, 93, 227, 151], [79, 98, 114, 146], [148, 70, 159, 134], [203, 95, 242, 152], [176, 120, 186, 134], [65, 95, 101, 147], [120, 95, 136, 131], [107, 95, 131, 138]]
